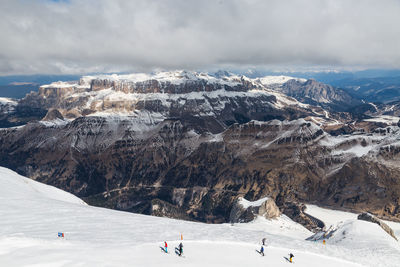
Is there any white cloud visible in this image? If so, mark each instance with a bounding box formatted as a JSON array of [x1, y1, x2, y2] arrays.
[[1, 0, 400, 75]]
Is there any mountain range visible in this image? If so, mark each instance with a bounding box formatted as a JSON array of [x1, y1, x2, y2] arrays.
[[0, 70, 399, 227]]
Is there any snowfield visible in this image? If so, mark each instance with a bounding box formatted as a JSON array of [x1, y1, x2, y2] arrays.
[[0, 167, 399, 266]]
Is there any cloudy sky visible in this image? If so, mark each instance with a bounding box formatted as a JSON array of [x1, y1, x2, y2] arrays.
[[1, 0, 400, 75]]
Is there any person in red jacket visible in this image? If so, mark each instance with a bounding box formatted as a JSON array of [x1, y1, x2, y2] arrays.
[[164, 241, 168, 253]]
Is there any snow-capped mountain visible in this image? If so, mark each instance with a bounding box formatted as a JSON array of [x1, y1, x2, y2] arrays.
[[18, 70, 319, 126], [1, 166, 399, 266], [16, 71, 361, 123]]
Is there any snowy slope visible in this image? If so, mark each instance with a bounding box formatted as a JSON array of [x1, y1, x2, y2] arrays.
[[0, 167, 85, 205], [306, 204, 400, 241], [1, 167, 399, 266], [305, 204, 358, 228], [305, 205, 400, 265]]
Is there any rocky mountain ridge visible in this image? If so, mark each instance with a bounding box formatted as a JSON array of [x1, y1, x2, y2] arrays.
[[17, 71, 348, 121], [280, 79, 361, 111], [1, 116, 399, 223]]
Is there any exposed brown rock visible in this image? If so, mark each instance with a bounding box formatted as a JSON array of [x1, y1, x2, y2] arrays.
[[229, 197, 280, 223], [1, 116, 399, 225], [280, 202, 325, 232], [42, 108, 64, 121], [151, 199, 193, 221]]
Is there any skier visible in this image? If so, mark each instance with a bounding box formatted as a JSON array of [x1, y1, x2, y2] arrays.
[[260, 245, 264, 256], [262, 237, 266, 246], [289, 253, 294, 263], [178, 242, 183, 256], [164, 241, 168, 253]]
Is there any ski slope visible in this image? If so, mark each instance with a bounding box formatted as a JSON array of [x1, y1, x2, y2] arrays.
[[306, 204, 400, 238], [0, 167, 399, 266]]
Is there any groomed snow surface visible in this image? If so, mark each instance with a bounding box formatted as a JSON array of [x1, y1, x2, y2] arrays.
[[1, 167, 399, 266]]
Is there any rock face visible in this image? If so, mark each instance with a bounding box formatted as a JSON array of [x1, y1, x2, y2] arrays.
[[229, 197, 280, 223], [357, 213, 398, 241], [279, 202, 325, 232], [151, 199, 193, 221], [42, 108, 64, 121]]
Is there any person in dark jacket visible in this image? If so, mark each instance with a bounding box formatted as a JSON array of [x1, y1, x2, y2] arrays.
[[178, 242, 183, 256]]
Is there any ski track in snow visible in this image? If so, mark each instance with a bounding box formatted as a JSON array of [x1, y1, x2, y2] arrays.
[[0, 167, 399, 266]]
